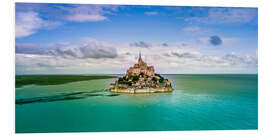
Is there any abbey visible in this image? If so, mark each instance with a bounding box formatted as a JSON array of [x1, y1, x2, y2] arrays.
[[126, 52, 155, 77], [109, 52, 173, 93]]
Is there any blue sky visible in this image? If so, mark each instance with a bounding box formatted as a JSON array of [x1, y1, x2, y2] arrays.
[[15, 3, 258, 74]]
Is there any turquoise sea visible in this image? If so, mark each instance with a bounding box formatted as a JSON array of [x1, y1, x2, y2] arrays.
[[15, 74, 258, 133]]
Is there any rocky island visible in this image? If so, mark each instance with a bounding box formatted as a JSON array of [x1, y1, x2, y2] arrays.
[[109, 52, 173, 93]]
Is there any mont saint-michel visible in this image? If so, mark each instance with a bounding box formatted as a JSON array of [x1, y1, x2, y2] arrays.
[[15, 3, 258, 133], [109, 53, 173, 93]]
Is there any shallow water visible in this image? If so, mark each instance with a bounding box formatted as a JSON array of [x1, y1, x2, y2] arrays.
[[15, 74, 258, 133]]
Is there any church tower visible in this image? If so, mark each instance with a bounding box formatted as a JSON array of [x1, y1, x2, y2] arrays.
[[138, 52, 147, 67], [138, 51, 142, 63]]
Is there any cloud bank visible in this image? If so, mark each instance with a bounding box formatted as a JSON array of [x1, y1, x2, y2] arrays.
[[16, 39, 117, 59], [16, 38, 257, 74]]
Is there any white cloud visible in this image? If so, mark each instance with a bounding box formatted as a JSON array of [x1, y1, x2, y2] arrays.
[[62, 5, 118, 22], [65, 14, 106, 22], [15, 11, 60, 38], [144, 11, 158, 16], [181, 26, 213, 35]]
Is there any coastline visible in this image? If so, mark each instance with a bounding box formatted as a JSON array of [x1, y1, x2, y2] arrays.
[[110, 87, 173, 94]]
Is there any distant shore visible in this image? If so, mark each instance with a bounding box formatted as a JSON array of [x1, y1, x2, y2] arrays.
[[15, 75, 117, 88]]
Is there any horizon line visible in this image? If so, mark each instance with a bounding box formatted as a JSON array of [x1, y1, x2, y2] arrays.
[[15, 73, 258, 75]]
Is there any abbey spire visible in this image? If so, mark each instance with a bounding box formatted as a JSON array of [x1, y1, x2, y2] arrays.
[[138, 51, 142, 63], [137, 52, 147, 67]]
